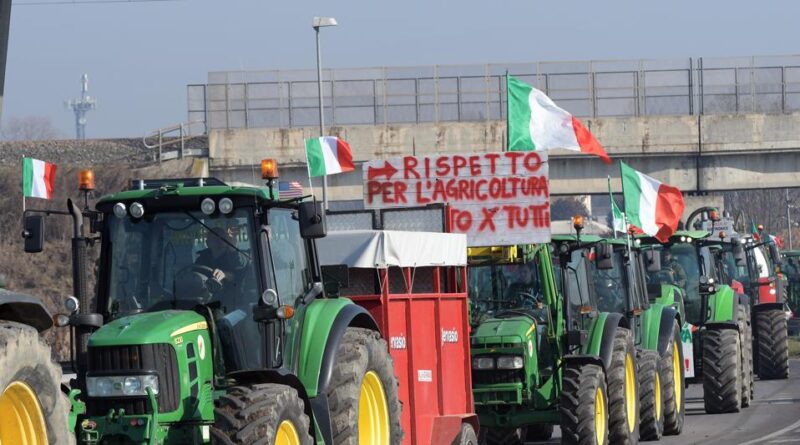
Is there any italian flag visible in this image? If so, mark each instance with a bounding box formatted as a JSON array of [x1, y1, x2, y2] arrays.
[[507, 75, 611, 164], [304, 136, 355, 177], [22, 157, 57, 200], [620, 161, 685, 242]]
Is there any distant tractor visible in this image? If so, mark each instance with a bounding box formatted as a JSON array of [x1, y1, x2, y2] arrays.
[[552, 234, 686, 441], [468, 218, 639, 445], [638, 222, 753, 414], [23, 163, 403, 444], [0, 285, 72, 444]]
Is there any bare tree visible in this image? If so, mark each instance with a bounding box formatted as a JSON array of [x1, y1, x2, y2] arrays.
[[1, 115, 61, 141]]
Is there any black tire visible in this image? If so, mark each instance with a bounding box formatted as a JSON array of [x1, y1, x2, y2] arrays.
[[526, 423, 554, 441], [607, 328, 639, 445], [702, 328, 742, 413], [755, 309, 789, 380], [452, 422, 478, 445], [561, 362, 608, 445], [737, 304, 753, 407], [211, 383, 313, 444], [325, 327, 403, 444], [481, 427, 526, 445], [0, 321, 72, 445], [660, 321, 685, 435], [637, 350, 664, 441]]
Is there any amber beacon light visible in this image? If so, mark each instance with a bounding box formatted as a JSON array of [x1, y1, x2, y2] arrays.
[[261, 159, 279, 180], [79, 169, 96, 191]]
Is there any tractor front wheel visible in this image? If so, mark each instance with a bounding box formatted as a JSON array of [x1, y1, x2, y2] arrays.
[[755, 309, 789, 380], [637, 350, 663, 441], [737, 304, 753, 407], [660, 321, 684, 435], [326, 327, 403, 445], [560, 362, 608, 445], [702, 328, 742, 413], [0, 321, 71, 445], [607, 328, 639, 444], [212, 383, 312, 444]]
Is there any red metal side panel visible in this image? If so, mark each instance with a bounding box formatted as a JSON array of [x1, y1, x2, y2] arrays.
[[438, 296, 471, 415], [407, 298, 438, 445]]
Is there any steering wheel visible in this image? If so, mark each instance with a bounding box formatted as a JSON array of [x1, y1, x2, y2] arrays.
[[176, 264, 224, 296], [516, 292, 541, 308]]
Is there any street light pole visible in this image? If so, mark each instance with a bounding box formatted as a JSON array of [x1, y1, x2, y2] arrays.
[[313, 16, 337, 211], [787, 188, 793, 250]]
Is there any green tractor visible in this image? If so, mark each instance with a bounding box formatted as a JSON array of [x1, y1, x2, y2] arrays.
[[468, 224, 639, 445], [22, 171, 403, 444], [0, 284, 72, 444], [638, 226, 753, 414], [552, 234, 686, 441], [781, 249, 800, 336]]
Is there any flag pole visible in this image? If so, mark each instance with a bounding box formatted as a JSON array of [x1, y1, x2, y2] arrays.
[[504, 71, 509, 152], [608, 175, 616, 239], [21, 157, 26, 217]]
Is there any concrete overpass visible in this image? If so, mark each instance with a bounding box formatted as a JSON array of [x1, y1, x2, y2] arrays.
[[207, 112, 800, 203]]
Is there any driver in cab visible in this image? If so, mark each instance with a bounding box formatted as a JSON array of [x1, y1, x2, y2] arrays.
[[195, 221, 247, 294], [505, 262, 540, 307]]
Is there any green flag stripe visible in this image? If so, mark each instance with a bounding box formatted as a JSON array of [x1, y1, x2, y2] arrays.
[[305, 138, 327, 177], [620, 161, 643, 229], [507, 75, 535, 151], [22, 157, 33, 197]]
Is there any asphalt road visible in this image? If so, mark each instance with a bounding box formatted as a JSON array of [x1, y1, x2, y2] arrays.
[[539, 358, 800, 445]]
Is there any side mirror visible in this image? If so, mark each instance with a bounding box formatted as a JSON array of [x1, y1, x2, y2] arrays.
[[732, 241, 746, 266], [22, 215, 45, 253], [298, 201, 327, 239], [769, 243, 782, 266], [596, 243, 614, 270], [644, 250, 661, 272]]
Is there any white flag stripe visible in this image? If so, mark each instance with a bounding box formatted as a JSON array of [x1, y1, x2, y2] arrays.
[[320, 137, 343, 174], [529, 88, 579, 151], [636, 171, 661, 235], [32, 159, 49, 199]]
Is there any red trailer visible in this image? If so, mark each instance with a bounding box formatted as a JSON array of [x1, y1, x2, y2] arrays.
[[318, 229, 478, 444]]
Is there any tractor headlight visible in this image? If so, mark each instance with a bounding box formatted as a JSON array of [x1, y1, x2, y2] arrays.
[[472, 357, 495, 370], [496, 356, 524, 370], [87, 375, 159, 397]]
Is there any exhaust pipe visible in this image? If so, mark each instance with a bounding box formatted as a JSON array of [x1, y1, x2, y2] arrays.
[[68, 198, 92, 382]]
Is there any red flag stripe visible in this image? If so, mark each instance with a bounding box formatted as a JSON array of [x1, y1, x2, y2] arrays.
[[653, 183, 685, 243], [572, 116, 611, 165], [336, 139, 355, 173], [44, 162, 57, 199]]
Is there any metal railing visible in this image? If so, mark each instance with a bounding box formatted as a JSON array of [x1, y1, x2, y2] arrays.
[[143, 121, 207, 162], [187, 55, 800, 131]]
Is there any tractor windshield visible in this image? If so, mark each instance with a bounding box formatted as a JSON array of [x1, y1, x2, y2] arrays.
[[645, 242, 702, 320], [553, 248, 596, 331], [105, 208, 260, 317], [590, 249, 629, 314], [468, 259, 544, 317]]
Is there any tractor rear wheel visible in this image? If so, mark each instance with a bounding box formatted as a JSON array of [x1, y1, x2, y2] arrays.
[[526, 423, 554, 441], [754, 309, 789, 380], [211, 383, 312, 444], [561, 362, 608, 445], [702, 328, 742, 413], [660, 321, 684, 435], [607, 328, 639, 444], [0, 321, 71, 445], [637, 350, 663, 441], [737, 304, 753, 406], [326, 327, 403, 445]]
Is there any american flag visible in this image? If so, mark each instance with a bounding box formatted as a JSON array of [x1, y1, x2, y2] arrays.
[[278, 180, 304, 199]]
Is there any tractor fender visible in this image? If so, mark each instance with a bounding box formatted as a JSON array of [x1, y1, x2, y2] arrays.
[[655, 307, 679, 357], [297, 299, 379, 445], [0, 291, 53, 332], [587, 312, 627, 371], [707, 285, 737, 323], [751, 302, 784, 314], [704, 321, 738, 331], [564, 354, 605, 371]]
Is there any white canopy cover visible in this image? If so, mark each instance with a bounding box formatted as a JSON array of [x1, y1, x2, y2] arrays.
[[316, 230, 467, 268]]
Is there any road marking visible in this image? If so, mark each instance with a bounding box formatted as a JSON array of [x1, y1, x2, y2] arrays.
[[738, 417, 800, 445]]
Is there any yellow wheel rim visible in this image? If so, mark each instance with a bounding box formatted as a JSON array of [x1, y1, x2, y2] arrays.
[[275, 419, 300, 445], [595, 385, 607, 444], [625, 353, 636, 433], [359, 371, 390, 445], [673, 341, 682, 412], [0, 381, 48, 445], [655, 371, 662, 421]]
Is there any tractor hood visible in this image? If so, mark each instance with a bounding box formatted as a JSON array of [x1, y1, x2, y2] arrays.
[[89, 310, 207, 347], [472, 314, 537, 346]]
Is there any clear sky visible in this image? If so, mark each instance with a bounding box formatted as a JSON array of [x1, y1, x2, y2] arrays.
[[4, 0, 799, 139]]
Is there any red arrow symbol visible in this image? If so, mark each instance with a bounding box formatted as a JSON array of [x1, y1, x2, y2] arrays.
[[368, 161, 398, 180]]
